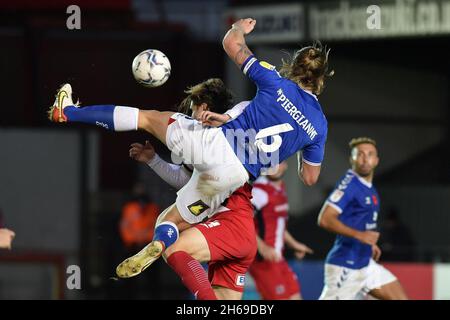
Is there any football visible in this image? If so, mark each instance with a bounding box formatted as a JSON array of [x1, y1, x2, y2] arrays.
[[132, 49, 171, 88]]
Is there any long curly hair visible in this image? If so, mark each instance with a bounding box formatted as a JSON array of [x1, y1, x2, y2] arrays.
[[279, 41, 334, 95]]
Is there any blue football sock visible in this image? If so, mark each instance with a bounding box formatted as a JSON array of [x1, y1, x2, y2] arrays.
[[153, 222, 179, 249], [64, 105, 139, 131]]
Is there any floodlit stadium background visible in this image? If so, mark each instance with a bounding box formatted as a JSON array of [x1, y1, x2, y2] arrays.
[[0, 0, 449, 299]]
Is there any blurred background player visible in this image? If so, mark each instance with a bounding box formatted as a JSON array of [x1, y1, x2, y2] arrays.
[[0, 229, 15, 250], [0, 209, 15, 250], [317, 137, 407, 300], [119, 182, 159, 250], [117, 181, 160, 299], [249, 161, 313, 300], [47, 17, 333, 279], [128, 78, 257, 300]]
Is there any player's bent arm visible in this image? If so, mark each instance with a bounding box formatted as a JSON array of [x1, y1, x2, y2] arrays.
[[317, 203, 361, 239], [284, 230, 298, 248], [256, 235, 280, 262], [284, 230, 314, 255], [147, 154, 192, 190], [300, 162, 321, 186], [222, 19, 255, 68], [255, 234, 265, 252], [297, 152, 321, 186]]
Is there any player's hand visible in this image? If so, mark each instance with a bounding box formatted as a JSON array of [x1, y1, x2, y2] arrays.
[[196, 110, 230, 127], [0, 228, 15, 250], [355, 230, 380, 246], [372, 244, 382, 261], [292, 242, 314, 260], [232, 18, 256, 35], [259, 242, 281, 262], [129, 140, 156, 163]]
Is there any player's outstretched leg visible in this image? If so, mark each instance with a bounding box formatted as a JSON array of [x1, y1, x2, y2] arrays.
[[48, 83, 173, 144]]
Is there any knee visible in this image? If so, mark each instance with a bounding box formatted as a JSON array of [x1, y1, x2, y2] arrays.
[[164, 241, 186, 260]]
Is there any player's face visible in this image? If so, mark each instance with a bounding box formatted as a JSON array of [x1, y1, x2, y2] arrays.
[[267, 161, 288, 180], [350, 143, 379, 177]]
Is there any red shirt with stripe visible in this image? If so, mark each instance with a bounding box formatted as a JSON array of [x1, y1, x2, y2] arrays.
[[252, 177, 289, 255]]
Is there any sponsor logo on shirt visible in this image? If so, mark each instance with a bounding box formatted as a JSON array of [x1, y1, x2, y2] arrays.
[[201, 221, 221, 229], [365, 223, 377, 230], [187, 200, 210, 216], [274, 203, 289, 212]]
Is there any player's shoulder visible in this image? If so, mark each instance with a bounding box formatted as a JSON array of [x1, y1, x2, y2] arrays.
[[328, 171, 360, 205], [244, 56, 282, 76], [335, 170, 359, 192], [302, 89, 327, 119], [258, 60, 277, 72], [253, 176, 270, 188]]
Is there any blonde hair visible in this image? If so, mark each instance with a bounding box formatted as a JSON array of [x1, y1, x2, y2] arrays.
[[279, 41, 334, 95], [349, 137, 377, 150]]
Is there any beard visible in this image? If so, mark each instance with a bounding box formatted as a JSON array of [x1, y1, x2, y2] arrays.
[[355, 167, 373, 177]]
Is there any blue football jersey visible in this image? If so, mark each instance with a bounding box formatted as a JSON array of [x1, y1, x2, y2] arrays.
[[221, 55, 328, 179], [325, 169, 381, 269]]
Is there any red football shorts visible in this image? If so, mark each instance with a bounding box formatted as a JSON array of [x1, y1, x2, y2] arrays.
[[195, 185, 257, 292], [249, 259, 300, 299]]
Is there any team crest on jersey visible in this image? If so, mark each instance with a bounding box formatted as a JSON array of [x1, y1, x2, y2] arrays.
[[187, 200, 209, 216], [259, 61, 275, 70], [235, 274, 246, 286], [330, 190, 344, 202]]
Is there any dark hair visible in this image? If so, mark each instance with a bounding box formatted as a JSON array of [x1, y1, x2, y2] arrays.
[[178, 78, 234, 114], [279, 41, 334, 95]]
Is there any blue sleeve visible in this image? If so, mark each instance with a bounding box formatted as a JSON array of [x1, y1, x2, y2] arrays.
[[325, 183, 355, 214], [241, 55, 282, 90], [302, 129, 327, 165]]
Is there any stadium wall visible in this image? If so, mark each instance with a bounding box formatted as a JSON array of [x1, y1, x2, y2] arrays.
[[243, 260, 450, 300]]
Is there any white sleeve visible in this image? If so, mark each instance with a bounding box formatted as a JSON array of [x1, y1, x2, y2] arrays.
[[251, 187, 269, 211], [224, 101, 251, 121], [146, 154, 191, 190]]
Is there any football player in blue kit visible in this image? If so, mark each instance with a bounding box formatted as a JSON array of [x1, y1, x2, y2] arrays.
[[47, 18, 333, 278], [318, 137, 408, 300]]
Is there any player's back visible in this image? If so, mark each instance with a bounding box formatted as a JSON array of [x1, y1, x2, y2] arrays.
[[221, 56, 328, 179]]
